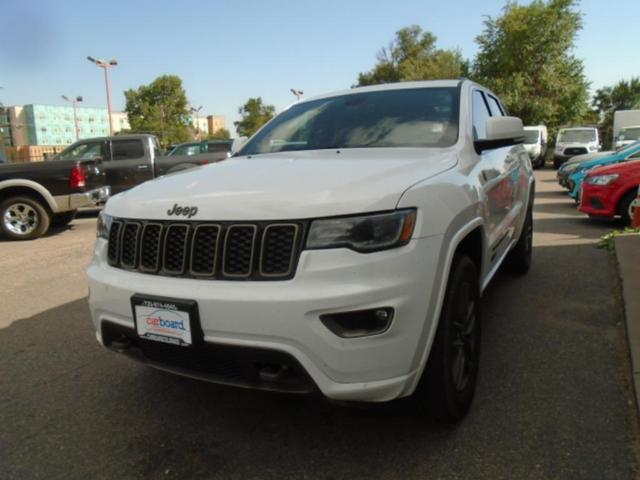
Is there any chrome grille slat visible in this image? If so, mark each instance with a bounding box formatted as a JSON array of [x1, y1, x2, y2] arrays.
[[107, 220, 123, 265], [140, 223, 163, 272], [222, 225, 257, 277], [260, 224, 299, 277], [107, 219, 301, 280], [120, 222, 141, 268], [190, 224, 221, 276], [163, 224, 189, 274]]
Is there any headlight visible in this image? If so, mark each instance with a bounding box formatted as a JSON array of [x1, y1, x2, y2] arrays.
[[586, 174, 619, 186], [306, 209, 416, 253], [96, 211, 113, 239]]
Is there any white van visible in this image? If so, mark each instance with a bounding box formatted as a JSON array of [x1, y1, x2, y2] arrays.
[[553, 127, 600, 169], [613, 110, 640, 149], [615, 125, 640, 149], [523, 125, 548, 169]]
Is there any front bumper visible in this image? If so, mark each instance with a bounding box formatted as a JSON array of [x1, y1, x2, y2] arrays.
[[54, 186, 111, 212], [578, 184, 619, 217], [87, 235, 444, 402]]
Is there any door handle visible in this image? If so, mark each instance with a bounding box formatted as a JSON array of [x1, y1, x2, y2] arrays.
[[137, 164, 149, 169]]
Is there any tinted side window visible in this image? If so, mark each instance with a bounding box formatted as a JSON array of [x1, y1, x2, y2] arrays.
[[55, 141, 104, 161], [628, 151, 640, 159], [112, 140, 144, 160], [207, 143, 231, 153], [472, 91, 491, 140], [486, 95, 504, 117]]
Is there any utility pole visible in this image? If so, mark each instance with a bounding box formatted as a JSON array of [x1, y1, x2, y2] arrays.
[[87, 56, 117, 135], [62, 95, 83, 141]]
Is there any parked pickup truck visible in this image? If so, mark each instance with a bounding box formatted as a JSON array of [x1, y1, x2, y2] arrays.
[[0, 154, 109, 240], [60, 134, 227, 196], [88, 79, 534, 421], [0, 133, 226, 240]]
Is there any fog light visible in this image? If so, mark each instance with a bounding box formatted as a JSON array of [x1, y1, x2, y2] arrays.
[[319, 307, 394, 338]]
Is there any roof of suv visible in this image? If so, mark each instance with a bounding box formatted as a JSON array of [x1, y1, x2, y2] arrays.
[[299, 79, 466, 105]]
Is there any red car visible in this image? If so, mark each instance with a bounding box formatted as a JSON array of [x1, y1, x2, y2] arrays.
[[579, 159, 640, 225]]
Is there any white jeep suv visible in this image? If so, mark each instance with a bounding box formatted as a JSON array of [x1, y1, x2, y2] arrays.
[[88, 80, 534, 420]]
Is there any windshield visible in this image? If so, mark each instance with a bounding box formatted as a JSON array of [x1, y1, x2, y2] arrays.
[[239, 87, 459, 156], [557, 128, 596, 144], [169, 143, 201, 156], [619, 127, 640, 141], [524, 130, 540, 144]]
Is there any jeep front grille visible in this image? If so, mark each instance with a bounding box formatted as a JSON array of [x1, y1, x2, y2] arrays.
[[107, 219, 304, 280]]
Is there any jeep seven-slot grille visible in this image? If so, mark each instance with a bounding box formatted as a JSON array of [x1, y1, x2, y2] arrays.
[[107, 219, 303, 280]]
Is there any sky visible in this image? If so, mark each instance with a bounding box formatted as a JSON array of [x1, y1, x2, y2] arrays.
[[1, 0, 638, 135]]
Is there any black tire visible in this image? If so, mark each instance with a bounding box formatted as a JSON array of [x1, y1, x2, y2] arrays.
[[0, 195, 51, 240], [505, 203, 533, 275], [416, 255, 481, 421], [618, 190, 637, 226], [51, 210, 77, 228], [553, 157, 562, 169]]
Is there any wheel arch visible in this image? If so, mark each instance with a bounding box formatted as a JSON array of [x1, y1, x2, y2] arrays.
[[0, 180, 57, 213], [615, 185, 639, 215], [404, 217, 487, 397]]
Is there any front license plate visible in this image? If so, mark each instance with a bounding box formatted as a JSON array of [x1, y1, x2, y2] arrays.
[[131, 295, 200, 347]]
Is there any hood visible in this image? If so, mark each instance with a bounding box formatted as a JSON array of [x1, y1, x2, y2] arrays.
[[106, 148, 457, 220], [581, 153, 623, 170], [564, 151, 612, 166], [587, 159, 640, 176]]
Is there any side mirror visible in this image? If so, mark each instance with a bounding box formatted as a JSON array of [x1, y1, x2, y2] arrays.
[[475, 116, 524, 153], [229, 137, 248, 157]]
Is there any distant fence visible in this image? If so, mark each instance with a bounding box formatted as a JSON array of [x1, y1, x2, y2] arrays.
[[2, 146, 65, 163]]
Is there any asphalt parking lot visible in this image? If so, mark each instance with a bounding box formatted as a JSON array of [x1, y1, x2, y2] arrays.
[[1, 169, 639, 480]]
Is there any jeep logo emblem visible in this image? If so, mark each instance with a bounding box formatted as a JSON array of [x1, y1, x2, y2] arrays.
[[167, 203, 198, 218]]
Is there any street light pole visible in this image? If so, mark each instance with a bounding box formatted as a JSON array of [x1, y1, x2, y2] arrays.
[[290, 88, 304, 101], [62, 95, 83, 141], [87, 56, 117, 136]]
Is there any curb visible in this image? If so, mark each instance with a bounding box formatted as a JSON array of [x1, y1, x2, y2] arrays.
[[615, 234, 640, 415]]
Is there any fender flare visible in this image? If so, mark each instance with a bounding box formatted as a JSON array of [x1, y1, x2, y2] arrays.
[[0, 179, 59, 212], [404, 216, 486, 397]]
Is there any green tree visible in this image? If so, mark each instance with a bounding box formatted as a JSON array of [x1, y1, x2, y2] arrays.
[[124, 75, 191, 148], [207, 127, 231, 140], [592, 77, 640, 148], [234, 98, 275, 137], [472, 0, 589, 136], [357, 26, 468, 86]]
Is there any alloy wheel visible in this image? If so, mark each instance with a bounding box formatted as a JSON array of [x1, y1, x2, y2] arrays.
[[450, 281, 477, 392], [3, 203, 39, 236]]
